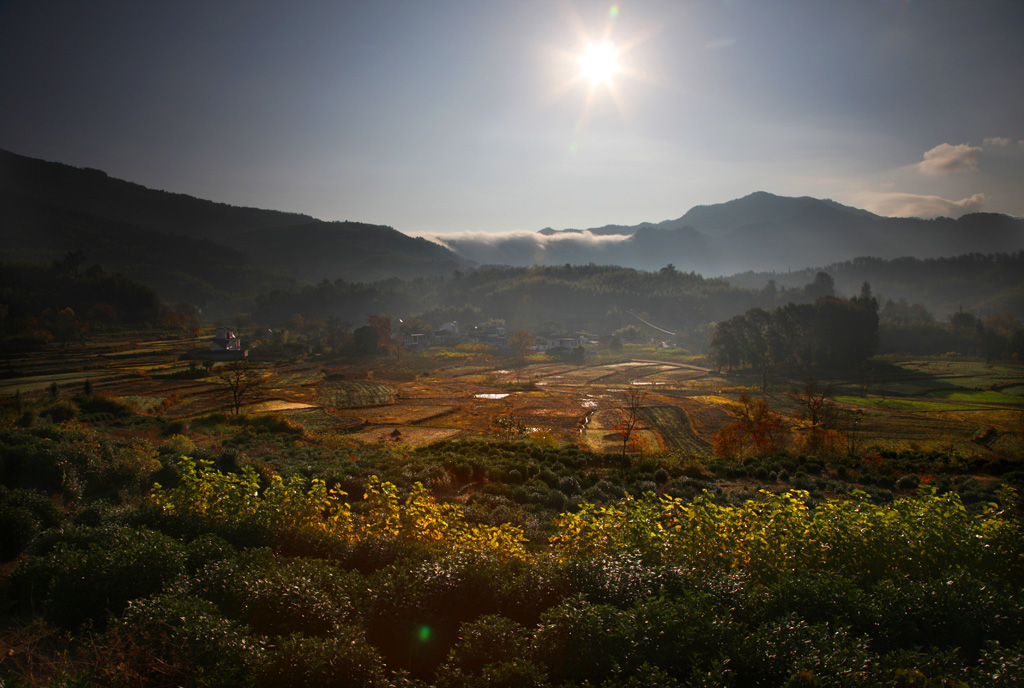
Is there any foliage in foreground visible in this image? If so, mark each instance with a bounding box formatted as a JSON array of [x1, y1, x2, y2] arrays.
[[4, 452, 1024, 687], [151, 457, 529, 560], [552, 486, 1024, 584]]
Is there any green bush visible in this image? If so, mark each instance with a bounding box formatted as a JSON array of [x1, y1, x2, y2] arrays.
[[970, 640, 1024, 687], [532, 595, 632, 684], [0, 426, 159, 500], [732, 614, 872, 687], [869, 573, 1023, 657], [436, 615, 547, 688], [39, 399, 79, 423], [739, 573, 878, 635], [242, 413, 305, 435], [118, 593, 259, 685], [11, 525, 187, 628], [187, 550, 360, 638], [0, 486, 63, 560], [255, 630, 389, 688], [364, 553, 504, 676], [75, 392, 134, 419], [0, 502, 40, 561], [568, 551, 689, 608]]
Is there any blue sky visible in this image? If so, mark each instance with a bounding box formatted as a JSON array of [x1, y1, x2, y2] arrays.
[[1, 0, 1022, 236]]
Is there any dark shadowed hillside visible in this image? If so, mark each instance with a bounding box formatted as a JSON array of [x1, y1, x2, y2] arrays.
[[0, 149, 469, 300], [240, 221, 466, 283], [0, 148, 313, 240]]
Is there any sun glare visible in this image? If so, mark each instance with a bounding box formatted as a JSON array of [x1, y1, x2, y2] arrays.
[[579, 40, 621, 87], [546, 3, 660, 154]]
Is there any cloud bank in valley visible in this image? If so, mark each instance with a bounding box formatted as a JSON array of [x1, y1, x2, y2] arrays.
[[420, 230, 636, 268], [857, 192, 987, 219]]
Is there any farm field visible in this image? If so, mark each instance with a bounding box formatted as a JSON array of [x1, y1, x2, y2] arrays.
[[2, 337, 1021, 457]]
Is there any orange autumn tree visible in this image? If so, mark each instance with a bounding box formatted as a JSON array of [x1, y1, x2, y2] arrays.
[[712, 394, 790, 460]]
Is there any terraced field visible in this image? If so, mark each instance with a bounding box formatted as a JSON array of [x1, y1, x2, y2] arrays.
[[314, 380, 396, 408], [4, 336, 1021, 456], [637, 405, 712, 454]]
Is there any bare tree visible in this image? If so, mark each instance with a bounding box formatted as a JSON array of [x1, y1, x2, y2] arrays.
[[217, 360, 268, 415], [790, 379, 845, 456], [790, 379, 838, 430], [617, 388, 647, 458]]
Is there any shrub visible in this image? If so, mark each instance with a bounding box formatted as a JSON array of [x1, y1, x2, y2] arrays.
[[11, 525, 187, 628], [531, 595, 632, 684], [0, 486, 63, 560], [0, 502, 40, 561], [243, 413, 305, 435], [970, 640, 1024, 687], [868, 573, 1023, 657], [75, 392, 134, 419], [436, 615, 547, 688], [0, 426, 160, 500], [568, 551, 688, 608], [255, 630, 389, 688], [39, 399, 78, 423], [732, 614, 872, 686], [161, 433, 197, 458], [187, 550, 359, 638], [118, 593, 259, 684]]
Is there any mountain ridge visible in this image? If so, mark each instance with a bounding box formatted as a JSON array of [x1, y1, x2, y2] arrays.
[[0, 148, 468, 303], [3, 149, 1022, 301]]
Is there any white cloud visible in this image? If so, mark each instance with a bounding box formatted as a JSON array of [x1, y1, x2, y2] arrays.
[[419, 229, 633, 266], [917, 143, 981, 176], [983, 137, 1014, 147], [856, 192, 987, 219]]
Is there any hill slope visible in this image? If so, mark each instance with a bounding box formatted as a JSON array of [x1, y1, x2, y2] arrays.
[[0, 149, 469, 298]]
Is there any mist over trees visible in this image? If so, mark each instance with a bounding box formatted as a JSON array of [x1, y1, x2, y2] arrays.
[[729, 251, 1024, 320], [709, 283, 880, 376], [252, 264, 757, 350], [246, 257, 1024, 365]]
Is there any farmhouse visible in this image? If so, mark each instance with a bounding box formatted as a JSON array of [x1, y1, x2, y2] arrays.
[[186, 327, 248, 361]]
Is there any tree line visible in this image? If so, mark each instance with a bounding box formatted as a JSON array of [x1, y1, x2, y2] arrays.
[[710, 279, 879, 377], [0, 253, 164, 348]]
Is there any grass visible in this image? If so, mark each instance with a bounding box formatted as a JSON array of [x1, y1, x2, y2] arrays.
[[925, 389, 1018, 402], [836, 396, 994, 413]]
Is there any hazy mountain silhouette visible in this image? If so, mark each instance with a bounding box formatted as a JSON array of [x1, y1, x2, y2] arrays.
[[0, 149, 468, 299], [471, 191, 1023, 274], [3, 149, 1022, 300]]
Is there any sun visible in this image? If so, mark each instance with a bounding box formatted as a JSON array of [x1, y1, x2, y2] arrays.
[[578, 40, 621, 87]]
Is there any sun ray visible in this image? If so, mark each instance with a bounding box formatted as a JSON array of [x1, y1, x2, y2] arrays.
[[539, 4, 664, 155]]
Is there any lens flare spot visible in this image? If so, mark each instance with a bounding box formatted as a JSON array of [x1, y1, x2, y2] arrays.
[[418, 625, 432, 643]]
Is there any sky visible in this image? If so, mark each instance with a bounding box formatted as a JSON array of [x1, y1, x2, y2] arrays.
[[1, 0, 1022, 237]]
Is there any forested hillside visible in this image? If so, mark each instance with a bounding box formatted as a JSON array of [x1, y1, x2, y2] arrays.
[[0, 149, 467, 301], [727, 252, 1024, 320]]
